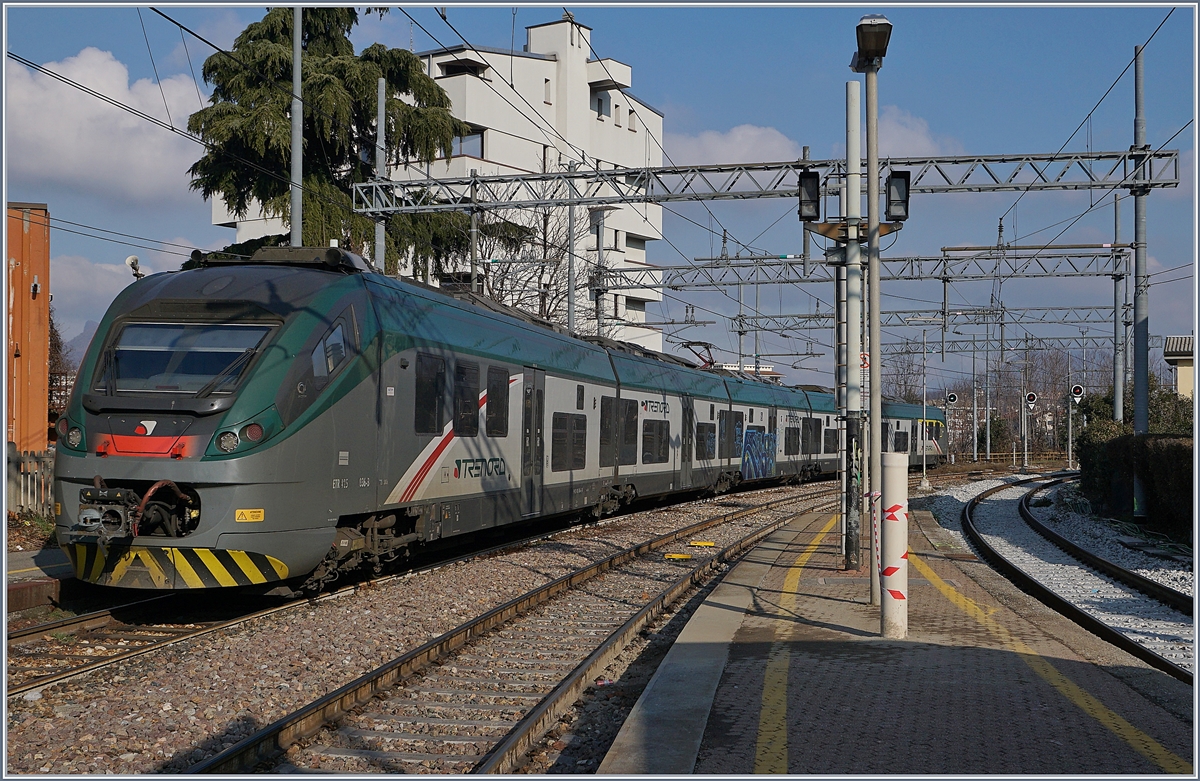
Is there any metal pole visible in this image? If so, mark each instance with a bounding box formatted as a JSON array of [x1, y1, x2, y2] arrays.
[[596, 209, 606, 337], [754, 260, 761, 376], [837, 256, 848, 559], [470, 170, 480, 294], [1132, 45, 1148, 520], [802, 146, 811, 276], [375, 77, 386, 272], [865, 63, 883, 576], [567, 163, 576, 332], [880, 452, 908, 638], [845, 81, 863, 573], [1113, 194, 1124, 421], [290, 6, 303, 247], [985, 328, 992, 461], [920, 329, 930, 489], [1068, 352, 1074, 470], [972, 335, 979, 462]]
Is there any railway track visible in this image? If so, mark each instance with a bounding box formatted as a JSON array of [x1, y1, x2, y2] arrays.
[[187, 490, 839, 773], [961, 476, 1193, 685]]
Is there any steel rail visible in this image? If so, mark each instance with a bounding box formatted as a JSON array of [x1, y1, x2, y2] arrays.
[[1018, 478, 1192, 616], [472, 499, 838, 774], [185, 490, 829, 774], [961, 476, 1192, 686], [6, 594, 175, 643]]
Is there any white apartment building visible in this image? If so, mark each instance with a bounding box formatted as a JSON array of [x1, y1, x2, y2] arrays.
[[212, 12, 665, 350]]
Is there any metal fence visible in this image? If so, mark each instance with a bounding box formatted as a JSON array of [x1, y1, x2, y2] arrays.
[[6, 445, 54, 518]]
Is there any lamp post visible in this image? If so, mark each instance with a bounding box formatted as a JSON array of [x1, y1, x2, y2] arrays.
[[852, 13, 892, 540]]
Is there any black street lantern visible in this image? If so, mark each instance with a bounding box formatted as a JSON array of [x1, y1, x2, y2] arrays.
[[856, 14, 893, 61], [886, 170, 910, 221], [797, 170, 821, 221]]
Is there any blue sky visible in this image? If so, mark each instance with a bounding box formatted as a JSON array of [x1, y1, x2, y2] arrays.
[[4, 3, 1195, 392]]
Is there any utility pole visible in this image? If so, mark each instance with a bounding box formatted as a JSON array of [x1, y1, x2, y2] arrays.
[[567, 161, 577, 333], [985, 325, 992, 461], [470, 170, 480, 293], [290, 6, 303, 247], [375, 77, 386, 271], [972, 334, 979, 462], [1131, 45, 1149, 520], [1113, 193, 1124, 421], [845, 81, 863, 574], [1067, 352, 1074, 470]]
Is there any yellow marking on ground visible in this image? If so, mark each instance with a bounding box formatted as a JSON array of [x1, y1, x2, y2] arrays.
[[664, 553, 693, 560], [227, 550, 268, 584], [753, 513, 840, 774], [193, 548, 238, 587], [168, 549, 206, 589], [909, 553, 1192, 774], [7, 563, 72, 575], [688, 540, 716, 547]]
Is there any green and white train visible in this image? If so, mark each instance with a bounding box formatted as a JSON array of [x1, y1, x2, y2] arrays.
[[53, 248, 946, 593]]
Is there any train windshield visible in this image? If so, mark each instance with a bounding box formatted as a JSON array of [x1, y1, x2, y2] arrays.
[[94, 322, 272, 396]]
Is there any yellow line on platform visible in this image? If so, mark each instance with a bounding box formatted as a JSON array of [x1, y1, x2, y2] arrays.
[[8, 563, 72, 575], [909, 553, 1192, 774], [754, 513, 839, 774]]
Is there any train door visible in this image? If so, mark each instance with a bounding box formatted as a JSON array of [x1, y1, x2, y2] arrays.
[[768, 407, 778, 478], [521, 367, 545, 516], [680, 396, 694, 488]]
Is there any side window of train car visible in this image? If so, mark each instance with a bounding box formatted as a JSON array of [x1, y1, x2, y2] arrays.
[[881, 421, 892, 452], [784, 426, 800, 456], [696, 421, 716, 460], [642, 420, 670, 464], [414, 354, 446, 434], [800, 419, 821, 454], [309, 309, 358, 391], [600, 396, 616, 467], [551, 413, 586, 471], [453, 361, 480, 437], [486, 367, 509, 437], [894, 429, 909, 453], [823, 426, 838, 454], [619, 398, 639, 465]]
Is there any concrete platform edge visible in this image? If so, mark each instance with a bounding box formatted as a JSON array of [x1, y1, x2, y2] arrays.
[[597, 517, 815, 774]]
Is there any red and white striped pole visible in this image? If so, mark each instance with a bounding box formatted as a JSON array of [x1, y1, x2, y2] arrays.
[[880, 452, 908, 638]]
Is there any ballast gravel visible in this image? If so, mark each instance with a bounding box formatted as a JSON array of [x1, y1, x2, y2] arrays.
[[5, 484, 826, 775]]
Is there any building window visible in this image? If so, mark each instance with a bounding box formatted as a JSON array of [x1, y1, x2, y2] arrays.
[[642, 420, 670, 464], [551, 413, 587, 471], [441, 61, 485, 78], [592, 91, 610, 119], [486, 366, 509, 437], [544, 78, 552, 104], [614, 105, 622, 127], [451, 132, 483, 158], [628, 111, 637, 132]]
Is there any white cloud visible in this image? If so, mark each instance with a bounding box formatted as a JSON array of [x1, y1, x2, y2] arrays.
[[6, 47, 204, 207], [664, 124, 804, 166], [50, 254, 151, 340], [876, 106, 964, 158]]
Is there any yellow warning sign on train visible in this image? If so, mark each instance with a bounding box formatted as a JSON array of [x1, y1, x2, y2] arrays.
[[235, 509, 265, 522]]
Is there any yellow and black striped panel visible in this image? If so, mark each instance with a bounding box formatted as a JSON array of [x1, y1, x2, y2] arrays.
[[66, 543, 288, 589]]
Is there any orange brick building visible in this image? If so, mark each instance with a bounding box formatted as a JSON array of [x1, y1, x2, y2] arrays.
[[7, 202, 51, 452]]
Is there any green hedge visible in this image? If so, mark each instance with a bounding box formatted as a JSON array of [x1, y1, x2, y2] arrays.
[[1078, 430, 1194, 544]]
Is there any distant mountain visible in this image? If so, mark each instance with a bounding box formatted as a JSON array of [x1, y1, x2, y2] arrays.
[[64, 321, 99, 369]]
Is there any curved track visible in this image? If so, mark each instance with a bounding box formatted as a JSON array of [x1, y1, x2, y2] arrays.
[[186, 490, 838, 774], [961, 476, 1193, 685]]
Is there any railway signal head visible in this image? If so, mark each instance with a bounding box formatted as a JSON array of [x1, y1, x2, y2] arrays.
[[946, 392, 957, 405], [885, 170, 911, 221], [1025, 391, 1037, 408], [1071, 384, 1084, 403], [798, 171, 821, 222]]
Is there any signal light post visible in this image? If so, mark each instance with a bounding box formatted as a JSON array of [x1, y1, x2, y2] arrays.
[[1023, 391, 1037, 470]]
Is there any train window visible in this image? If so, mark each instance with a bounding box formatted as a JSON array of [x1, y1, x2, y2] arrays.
[[801, 419, 822, 454], [96, 322, 273, 396], [718, 410, 744, 459], [551, 413, 587, 471], [414, 354, 446, 434], [696, 422, 716, 460], [600, 396, 616, 467], [784, 426, 800, 456], [881, 422, 891, 452], [894, 430, 909, 453], [710, 403, 715, 421], [642, 420, 670, 464], [453, 361, 480, 437], [749, 408, 754, 422], [486, 367, 509, 437], [619, 398, 638, 465], [911, 422, 918, 452], [823, 427, 838, 454], [577, 385, 585, 410]]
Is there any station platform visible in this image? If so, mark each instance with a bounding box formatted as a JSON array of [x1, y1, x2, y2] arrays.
[[600, 509, 1194, 775]]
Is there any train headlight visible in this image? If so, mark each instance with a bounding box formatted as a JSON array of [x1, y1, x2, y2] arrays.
[[65, 427, 83, 448], [241, 422, 264, 443], [217, 431, 240, 453]]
